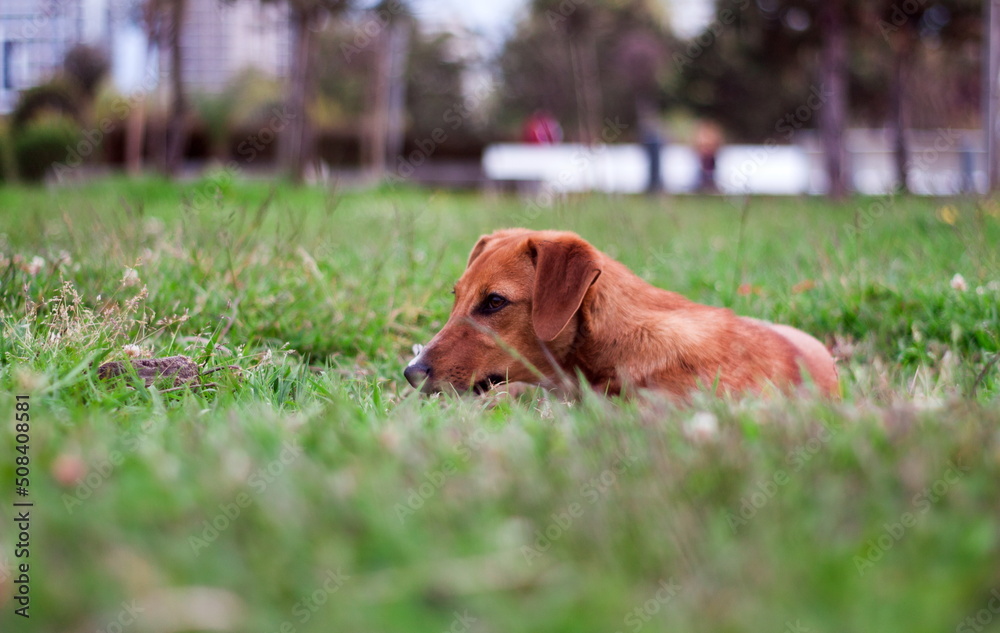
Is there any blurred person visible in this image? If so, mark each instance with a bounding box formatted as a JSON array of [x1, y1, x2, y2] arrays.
[[694, 121, 722, 193], [521, 110, 563, 144], [639, 108, 665, 194], [960, 140, 975, 194]]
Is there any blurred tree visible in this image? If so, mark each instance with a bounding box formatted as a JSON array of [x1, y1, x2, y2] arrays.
[[404, 31, 468, 148], [367, 4, 409, 177], [63, 44, 110, 102], [499, 0, 677, 142], [676, 0, 818, 142], [678, 0, 982, 196], [819, 0, 848, 198], [867, 0, 981, 191], [143, 0, 187, 177], [262, 0, 352, 183], [311, 4, 471, 173]]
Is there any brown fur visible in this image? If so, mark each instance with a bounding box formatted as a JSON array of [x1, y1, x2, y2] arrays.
[[404, 229, 839, 399]]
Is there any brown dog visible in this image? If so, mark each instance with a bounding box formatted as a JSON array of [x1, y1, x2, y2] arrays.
[[404, 229, 838, 398]]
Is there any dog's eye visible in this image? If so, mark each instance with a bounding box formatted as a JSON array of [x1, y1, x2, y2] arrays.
[[480, 293, 508, 314]]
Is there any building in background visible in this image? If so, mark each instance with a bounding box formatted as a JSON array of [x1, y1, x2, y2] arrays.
[[166, 0, 290, 95], [0, 0, 291, 115], [0, 0, 86, 113]]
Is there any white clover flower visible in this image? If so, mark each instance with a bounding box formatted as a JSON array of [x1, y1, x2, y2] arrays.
[[950, 273, 967, 292], [143, 217, 165, 236], [26, 256, 45, 276], [121, 267, 140, 287], [684, 411, 719, 441]]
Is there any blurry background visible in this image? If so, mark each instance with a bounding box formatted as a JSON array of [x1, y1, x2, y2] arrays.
[[0, 0, 993, 196]]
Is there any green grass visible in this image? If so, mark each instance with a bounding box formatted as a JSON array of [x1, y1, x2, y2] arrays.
[[1, 177, 999, 633]]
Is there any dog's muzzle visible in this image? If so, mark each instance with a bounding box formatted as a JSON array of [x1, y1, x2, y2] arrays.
[[404, 361, 431, 389], [404, 344, 432, 390]]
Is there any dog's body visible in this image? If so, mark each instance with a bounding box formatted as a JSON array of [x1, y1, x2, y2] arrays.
[[405, 229, 838, 398]]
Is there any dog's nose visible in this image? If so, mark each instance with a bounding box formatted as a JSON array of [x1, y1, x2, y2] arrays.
[[404, 361, 431, 389]]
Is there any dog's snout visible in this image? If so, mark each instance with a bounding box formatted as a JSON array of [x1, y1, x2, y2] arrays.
[[404, 361, 431, 389]]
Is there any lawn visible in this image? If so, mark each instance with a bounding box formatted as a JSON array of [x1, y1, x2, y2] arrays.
[[1, 178, 999, 633]]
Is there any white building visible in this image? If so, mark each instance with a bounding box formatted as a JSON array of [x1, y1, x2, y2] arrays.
[[0, 0, 87, 113], [0, 0, 291, 115], [167, 0, 290, 95]]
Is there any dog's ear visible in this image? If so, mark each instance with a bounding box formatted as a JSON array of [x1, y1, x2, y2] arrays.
[[529, 236, 602, 342], [466, 235, 492, 268], [467, 229, 532, 268]]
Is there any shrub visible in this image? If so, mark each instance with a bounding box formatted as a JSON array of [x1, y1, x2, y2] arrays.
[[10, 80, 81, 130], [0, 126, 14, 183], [13, 116, 78, 182]]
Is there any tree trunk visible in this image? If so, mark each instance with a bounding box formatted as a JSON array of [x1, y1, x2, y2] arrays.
[[282, 7, 316, 184], [581, 29, 602, 144], [364, 31, 385, 176], [888, 29, 913, 193], [985, 0, 1000, 192], [164, 0, 187, 177], [568, 38, 590, 144], [385, 22, 408, 173], [368, 19, 408, 179], [567, 30, 601, 145], [125, 96, 146, 176], [819, 0, 849, 199]]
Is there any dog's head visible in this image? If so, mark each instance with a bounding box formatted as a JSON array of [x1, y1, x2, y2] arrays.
[[404, 229, 602, 393]]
